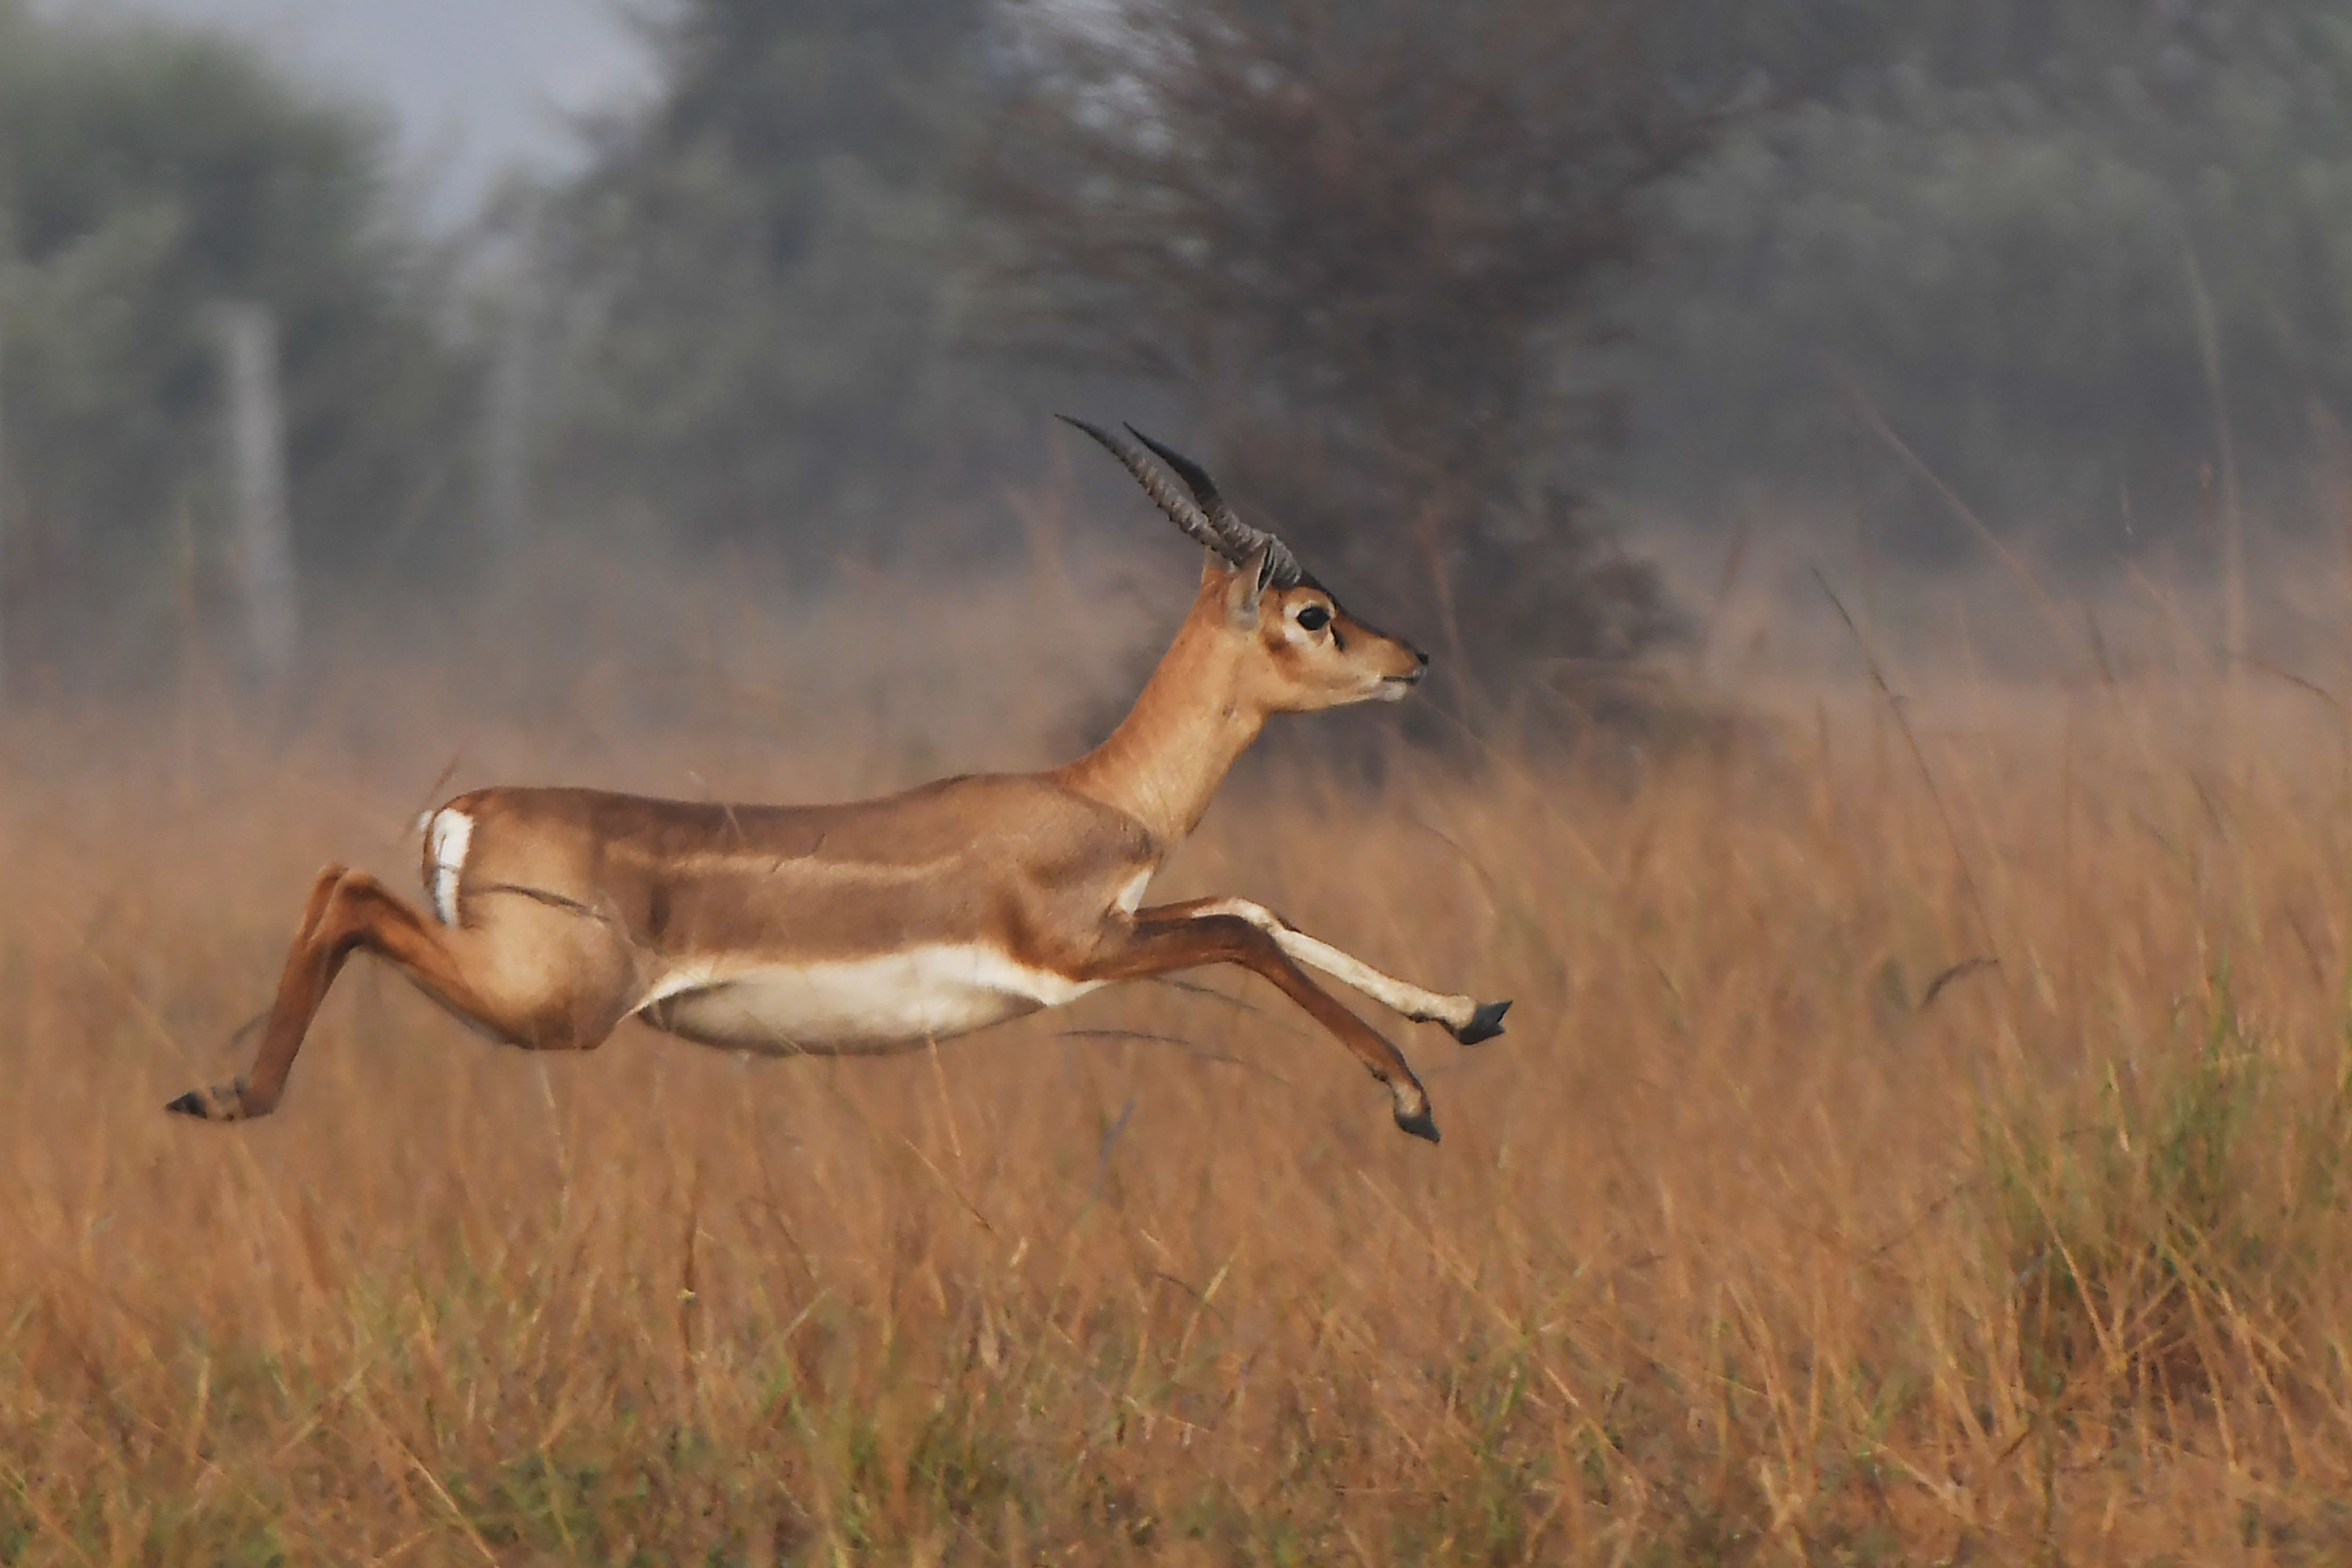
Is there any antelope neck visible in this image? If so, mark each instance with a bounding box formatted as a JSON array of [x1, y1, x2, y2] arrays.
[[1055, 615, 1264, 848]]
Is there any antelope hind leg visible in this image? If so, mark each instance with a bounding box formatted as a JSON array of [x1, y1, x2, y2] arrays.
[[167, 867, 627, 1122], [167, 864, 353, 1121]]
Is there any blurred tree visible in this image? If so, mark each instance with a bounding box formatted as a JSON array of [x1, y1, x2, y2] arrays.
[[1620, 0, 2352, 560], [980, 0, 1740, 696], [518, 0, 2352, 650], [0, 0, 465, 646], [543, 0, 1007, 558]]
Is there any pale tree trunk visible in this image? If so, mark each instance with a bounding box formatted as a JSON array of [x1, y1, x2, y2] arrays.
[[210, 303, 298, 682], [480, 281, 537, 562], [0, 310, 10, 707]]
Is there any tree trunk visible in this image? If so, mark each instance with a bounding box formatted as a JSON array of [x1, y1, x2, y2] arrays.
[[0, 312, 10, 707], [480, 282, 537, 562], [211, 303, 298, 682]]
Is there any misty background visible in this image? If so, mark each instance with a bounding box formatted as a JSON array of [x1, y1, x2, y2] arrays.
[[2, 0, 2348, 718]]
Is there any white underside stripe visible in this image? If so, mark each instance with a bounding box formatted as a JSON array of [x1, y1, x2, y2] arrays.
[[638, 944, 1106, 1055]]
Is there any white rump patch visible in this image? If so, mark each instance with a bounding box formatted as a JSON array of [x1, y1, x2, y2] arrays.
[[425, 809, 473, 926], [638, 944, 1106, 1055], [1192, 897, 1476, 1031]]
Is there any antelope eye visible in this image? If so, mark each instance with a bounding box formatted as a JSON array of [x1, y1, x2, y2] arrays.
[[1296, 604, 1331, 632]]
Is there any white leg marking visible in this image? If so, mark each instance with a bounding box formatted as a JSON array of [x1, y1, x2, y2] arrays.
[[425, 809, 473, 927], [1188, 899, 1477, 1030], [1115, 868, 1154, 915]]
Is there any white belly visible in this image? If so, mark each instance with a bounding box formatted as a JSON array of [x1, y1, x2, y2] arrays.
[[638, 944, 1104, 1055]]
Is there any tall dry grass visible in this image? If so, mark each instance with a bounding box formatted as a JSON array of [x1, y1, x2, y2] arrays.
[[8, 552, 2352, 1563]]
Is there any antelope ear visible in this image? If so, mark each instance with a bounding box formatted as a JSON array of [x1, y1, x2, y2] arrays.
[[1223, 544, 1272, 629]]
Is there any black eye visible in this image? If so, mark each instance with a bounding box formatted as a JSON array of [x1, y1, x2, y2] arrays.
[[1297, 604, 1331, 632]]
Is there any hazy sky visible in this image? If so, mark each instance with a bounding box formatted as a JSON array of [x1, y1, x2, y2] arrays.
[[48, 0, 661, 224]]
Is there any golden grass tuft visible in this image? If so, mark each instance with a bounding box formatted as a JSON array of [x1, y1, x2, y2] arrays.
[[8, 559, 2352, 1563]]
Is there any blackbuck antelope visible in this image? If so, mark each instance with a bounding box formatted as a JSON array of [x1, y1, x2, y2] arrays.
[[168, 421, 1507, 1141]]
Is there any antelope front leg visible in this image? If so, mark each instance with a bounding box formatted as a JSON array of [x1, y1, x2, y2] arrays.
[[1135, 899, 1509, 1044], [1095, 911, 1441, 1142]]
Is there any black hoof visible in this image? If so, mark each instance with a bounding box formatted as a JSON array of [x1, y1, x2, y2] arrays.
[[1394, 1103, 1441, 1144], [1453, 1000, 1511, 1045], [165, 1082, 244, 1121]]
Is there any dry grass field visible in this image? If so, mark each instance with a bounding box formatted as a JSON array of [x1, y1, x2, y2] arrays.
[[9, 553, 2352, 1564]]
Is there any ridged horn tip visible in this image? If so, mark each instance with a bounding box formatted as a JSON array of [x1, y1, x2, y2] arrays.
[[1123, 423, 1301, 589], [1059, 413, 1230, 562], [1123, 425, 1222, 506]]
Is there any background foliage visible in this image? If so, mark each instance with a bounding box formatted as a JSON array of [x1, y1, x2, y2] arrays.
[[3, 0, 2350, 680]]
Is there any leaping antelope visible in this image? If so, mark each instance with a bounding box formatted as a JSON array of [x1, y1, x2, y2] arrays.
[[168, 421, 1507, 1142]]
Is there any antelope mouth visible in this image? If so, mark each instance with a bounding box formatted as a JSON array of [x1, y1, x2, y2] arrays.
[[1384, 646, 1431, 692]]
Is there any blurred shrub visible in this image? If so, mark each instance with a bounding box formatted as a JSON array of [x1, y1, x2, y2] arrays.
[[540, 0, 1020, 562], [979, 0, 1720, 696], [1980, 982, 2351, 1406]]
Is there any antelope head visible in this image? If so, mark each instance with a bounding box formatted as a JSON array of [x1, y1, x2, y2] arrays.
[[1062, 418, 1428, 713]]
